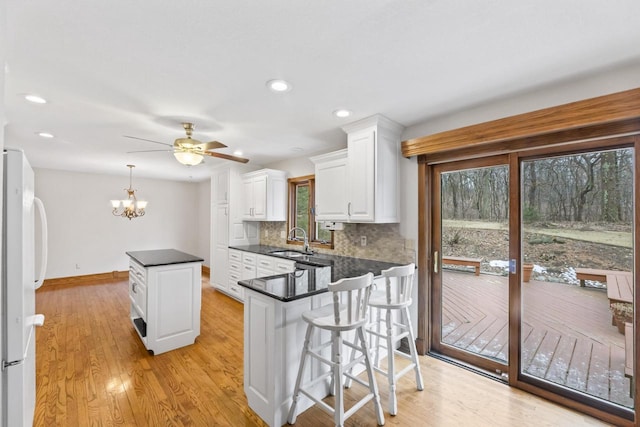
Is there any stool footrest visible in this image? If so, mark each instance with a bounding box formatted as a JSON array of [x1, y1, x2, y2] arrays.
[[394, 362, 417, 381], [344, 372, 370, 389], [344, 393, 375, 420], [394, 349, 413, 360]]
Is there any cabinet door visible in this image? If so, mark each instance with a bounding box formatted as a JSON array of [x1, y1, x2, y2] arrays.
[[315, 155, 349, 221], [211, 204, 229, 288], [212, 168, 230, 204], [252, 175, 268, 219], [347, 128, 376, 222], [242, 178, 254, 218]]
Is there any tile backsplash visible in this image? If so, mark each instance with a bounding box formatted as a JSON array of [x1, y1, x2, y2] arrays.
[[259, 222, 415, 264]]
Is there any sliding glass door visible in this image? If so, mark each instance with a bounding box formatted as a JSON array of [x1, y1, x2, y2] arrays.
[[520, 147, 634, 411], [430, 140, 636, 417], [431, 156, 510, 375]]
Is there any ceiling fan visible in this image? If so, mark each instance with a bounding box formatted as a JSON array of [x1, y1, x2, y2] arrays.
[[125, 122, 249, 165]]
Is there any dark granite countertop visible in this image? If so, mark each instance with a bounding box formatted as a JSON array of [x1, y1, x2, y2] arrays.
[[229, 245, 401, 278], [232, 244, 402, 301], [126, 249, 204, 267], [239, 264, 332, 302]]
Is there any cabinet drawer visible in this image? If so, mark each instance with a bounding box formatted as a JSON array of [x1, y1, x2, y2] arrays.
[[129, 277, 147, 320], [229, 270, 241, 283], [229, 249, 242, 262], [228, 282, 245, 300], [275, 260, 296, 273], [229, 260, 241, 273], [257, 267, 274, 278], [256, 254, 275, 270], [242, 252, 257, 266], [129, 261, 146, 283], [242, 264, 257, 280]]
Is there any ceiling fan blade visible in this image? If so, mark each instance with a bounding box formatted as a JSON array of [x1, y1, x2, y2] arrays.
[[197, 140, 227, 151], [203, 151, 249, 163], [123, 135, 173, 147], [126, 149, 173, 153]]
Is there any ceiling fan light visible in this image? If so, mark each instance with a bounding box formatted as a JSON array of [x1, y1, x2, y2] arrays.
[[174, 151, 204, 166]]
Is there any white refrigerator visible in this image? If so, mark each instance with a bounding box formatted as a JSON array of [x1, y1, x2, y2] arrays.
[[1, 148, 48, 427]]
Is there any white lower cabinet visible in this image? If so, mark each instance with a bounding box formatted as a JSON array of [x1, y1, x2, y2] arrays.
[[226, 250, 296, 302], [128, 259, 202, 355]]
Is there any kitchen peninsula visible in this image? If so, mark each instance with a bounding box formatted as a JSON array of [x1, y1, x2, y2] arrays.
[[235, 245, 399, 427], [126, 249, 204, 355]]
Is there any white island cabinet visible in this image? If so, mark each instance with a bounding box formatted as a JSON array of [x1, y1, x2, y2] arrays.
[[126, 249, 203, 355]]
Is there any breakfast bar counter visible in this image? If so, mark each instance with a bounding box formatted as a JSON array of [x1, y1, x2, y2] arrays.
[[237, 249, 400, 427]]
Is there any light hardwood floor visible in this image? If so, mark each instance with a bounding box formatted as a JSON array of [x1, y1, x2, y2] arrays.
[[34, 276, 609, 426]]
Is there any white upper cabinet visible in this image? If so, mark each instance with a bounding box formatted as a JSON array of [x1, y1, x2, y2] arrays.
[[310, 149, 349, 222], [313, 114, 404, 223], [241, 169, 287, 221]]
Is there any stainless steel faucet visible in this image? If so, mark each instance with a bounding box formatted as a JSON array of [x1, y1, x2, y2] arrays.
[[288, 227, 311, 253]]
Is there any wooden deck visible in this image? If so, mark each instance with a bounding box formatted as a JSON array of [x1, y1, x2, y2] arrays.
[[441, 270, 633, 408]]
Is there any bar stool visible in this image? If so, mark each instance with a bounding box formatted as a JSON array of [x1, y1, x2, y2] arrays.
[[287, 272, 385, 427], [367, 263, 423, 415]]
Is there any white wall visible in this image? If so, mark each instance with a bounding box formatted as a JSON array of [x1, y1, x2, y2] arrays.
[[265, 153, 318, 178], [34, 168, 206, 279]]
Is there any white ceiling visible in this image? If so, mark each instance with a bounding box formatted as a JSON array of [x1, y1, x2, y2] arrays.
[[5, 1, 640, 182]]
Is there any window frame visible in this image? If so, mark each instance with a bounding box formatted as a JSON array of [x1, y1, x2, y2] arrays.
[[286, 175, 334, 250]]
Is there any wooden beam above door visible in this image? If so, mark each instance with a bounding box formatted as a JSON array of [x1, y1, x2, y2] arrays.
[[402, 87, 640, 163]]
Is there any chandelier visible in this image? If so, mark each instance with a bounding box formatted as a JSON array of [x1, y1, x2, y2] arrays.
[[110, 165, 147, 220]]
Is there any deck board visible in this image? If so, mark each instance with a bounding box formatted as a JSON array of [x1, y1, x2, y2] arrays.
[[440, 271, 633, 407]]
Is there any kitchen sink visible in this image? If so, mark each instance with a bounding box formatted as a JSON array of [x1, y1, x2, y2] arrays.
[[270, 250, 306, 258], [269, 250, 333, 266]]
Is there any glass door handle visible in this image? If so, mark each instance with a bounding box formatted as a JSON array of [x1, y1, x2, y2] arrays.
[[434, 251, 439, 273]]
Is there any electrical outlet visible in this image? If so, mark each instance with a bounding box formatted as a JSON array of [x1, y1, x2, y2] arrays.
[[75, 263, 80, 270], [280, 231, 286, 239], [405, 239, 415, 250], [360, 236, 367, 247]]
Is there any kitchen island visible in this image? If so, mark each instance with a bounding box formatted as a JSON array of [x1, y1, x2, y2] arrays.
[[126, 249, 203, 355], [237, 249, 400, 427]]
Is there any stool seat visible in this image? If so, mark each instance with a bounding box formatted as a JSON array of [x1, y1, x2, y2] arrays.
[[288, 272, 385, 427], [303, 303, 368, 331], [368, 293, 413, 310]]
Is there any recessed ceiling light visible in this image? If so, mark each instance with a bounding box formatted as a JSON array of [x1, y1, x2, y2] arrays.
[[266, 79, 292, 92], [233, 150, 243, 156], [333, 109, 352, 118], [25, 94, 47, 104], [37, 132, 54, 138]]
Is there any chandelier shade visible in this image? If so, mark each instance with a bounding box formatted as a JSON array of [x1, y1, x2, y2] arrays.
[[111, 165, 147, 220]]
